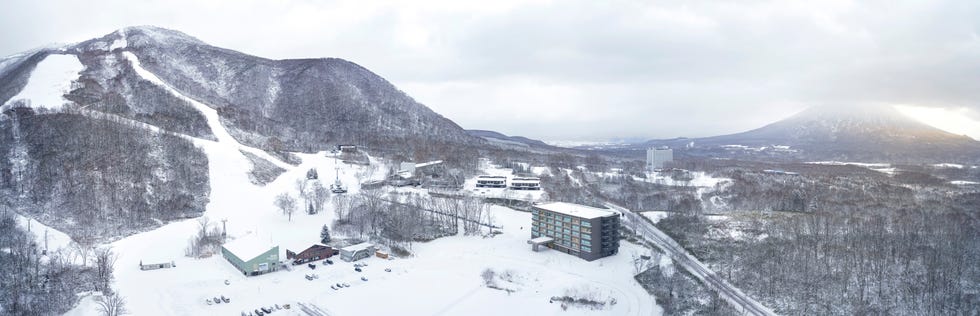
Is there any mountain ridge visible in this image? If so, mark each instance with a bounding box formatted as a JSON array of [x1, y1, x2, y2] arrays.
[[642, 105, 980, 163]]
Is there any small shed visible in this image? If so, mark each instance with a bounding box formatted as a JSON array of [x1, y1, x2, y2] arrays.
[[340, 242, 376, 262], [375, 250, 389, 259], [221, 234, 280, 276], [139, 260, 175, 271], [337, 144, 357, 153]]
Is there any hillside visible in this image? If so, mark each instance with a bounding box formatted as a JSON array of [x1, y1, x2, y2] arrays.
[[0, 26, 487, 239]]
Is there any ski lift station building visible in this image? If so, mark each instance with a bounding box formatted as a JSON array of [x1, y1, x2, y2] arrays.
[[340, 242, 376, 262], [221, 234, 280, 276]]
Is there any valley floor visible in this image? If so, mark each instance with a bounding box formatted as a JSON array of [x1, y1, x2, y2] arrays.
[[60, 145, 658, 316]]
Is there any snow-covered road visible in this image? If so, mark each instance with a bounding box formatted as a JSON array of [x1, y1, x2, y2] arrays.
[[606, 202, 776, 316]]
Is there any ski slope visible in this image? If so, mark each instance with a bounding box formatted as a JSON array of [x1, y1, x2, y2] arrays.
[[1, 53, 83, 111]]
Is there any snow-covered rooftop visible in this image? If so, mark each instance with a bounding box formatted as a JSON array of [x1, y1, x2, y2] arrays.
[[415, 160, 443, 168], [534, 202, 618, 220], [222, 233, 276, 261], [340, 242, 374, 252]]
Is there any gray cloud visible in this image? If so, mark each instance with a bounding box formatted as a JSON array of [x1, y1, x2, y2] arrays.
[[2, 0, 978, 140]]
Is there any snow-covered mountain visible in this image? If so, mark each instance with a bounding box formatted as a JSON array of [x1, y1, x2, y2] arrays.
[[0, 26, 486, 238], [644, 105, 980, 162]]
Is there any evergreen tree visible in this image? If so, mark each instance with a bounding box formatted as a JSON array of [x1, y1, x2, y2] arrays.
[[320, 225, 331, 244]]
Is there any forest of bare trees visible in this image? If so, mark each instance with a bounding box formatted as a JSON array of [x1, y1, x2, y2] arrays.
[[332, 191, 495, 252], [0, 109, 210, 241], [647, 166, 980, 315], [0, 212, 101, 315]]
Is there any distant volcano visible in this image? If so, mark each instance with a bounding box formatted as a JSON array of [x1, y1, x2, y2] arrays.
[[644, 105, 980, 162]]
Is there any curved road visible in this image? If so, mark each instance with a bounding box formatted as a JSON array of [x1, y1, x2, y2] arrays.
[[605, 202, 777, 316]]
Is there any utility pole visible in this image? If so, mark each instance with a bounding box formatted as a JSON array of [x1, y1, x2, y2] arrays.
[[221, 219, 228, 241]]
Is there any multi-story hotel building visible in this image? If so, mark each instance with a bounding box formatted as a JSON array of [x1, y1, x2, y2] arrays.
[[530, 202, 620, 261], [646, 147, 673, 171]]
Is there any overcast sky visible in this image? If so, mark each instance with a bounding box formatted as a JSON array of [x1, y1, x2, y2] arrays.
[[2, 0, 979, 141]]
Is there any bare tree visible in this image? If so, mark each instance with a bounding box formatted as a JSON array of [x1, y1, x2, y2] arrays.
[[94, 247, 118, 292], [95, 291, 127, 316], [274, 193, 297, 221], [311, 180, 330, 214]]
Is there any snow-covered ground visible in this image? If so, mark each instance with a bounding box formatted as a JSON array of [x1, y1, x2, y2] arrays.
[[806, 161, 897, 175], [640, 211, 669, 224], [52, 52, 658, 315], [951, 180, 979, 186], [1, 53, 83, 111], [62, 140, 656, 315], [464, 161, 547, 201], [11, 212, 73, 252], [633, 170, 733, 200]]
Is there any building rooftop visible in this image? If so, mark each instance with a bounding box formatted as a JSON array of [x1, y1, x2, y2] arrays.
[[223, 233, 276, 261], [512, 177, 540, 181], [477, 175, 507, 179], [534, 202, 618, 220], [340, 242, 375, 252]]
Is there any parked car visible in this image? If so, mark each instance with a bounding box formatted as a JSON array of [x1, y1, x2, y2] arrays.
[[221, 295, 230, 303], [342, 283, 350, 288], [275, 304, 282, 310], [385, 268, 392, 272], [255, 309, 264, 316], [325, 259, 334, 264], [261, 306, 272, 313], [331, 285, 337, 290], [214, 297, 222, 304], [305, 274, 313, 281], [308, 263, 316, 269], [361, 276, 368, 281], [206, 298, 212, 305], [336, 283, 343, 288], [355, 267, 362, 272]]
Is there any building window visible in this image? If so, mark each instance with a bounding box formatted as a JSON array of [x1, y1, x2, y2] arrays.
[[582, 246, 591, 252], [572, 225, 579, 231], [583, 234, 591, 240], [582, 221, 591, 227], [583, 240, 591, 246]]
